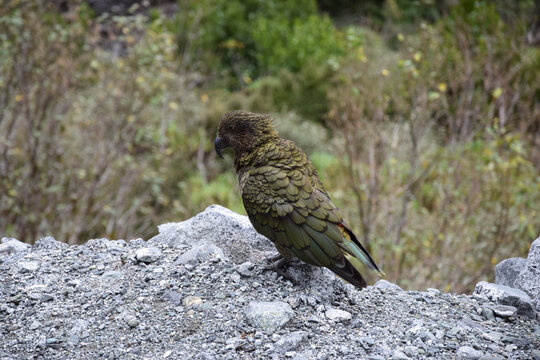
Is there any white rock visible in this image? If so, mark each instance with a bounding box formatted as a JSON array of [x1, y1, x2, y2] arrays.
[[135, 247, 162, 263], [0, 238, 30, 255], [325, 308, 352, 322]]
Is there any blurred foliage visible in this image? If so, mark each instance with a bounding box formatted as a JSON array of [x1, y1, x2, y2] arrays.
[[0, 0, 538, 293], [170, 0, 341, 83]]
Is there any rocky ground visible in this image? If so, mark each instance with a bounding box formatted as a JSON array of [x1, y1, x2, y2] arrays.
[[1, 205, 539, 360]]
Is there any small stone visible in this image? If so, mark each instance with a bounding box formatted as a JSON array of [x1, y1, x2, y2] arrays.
[[457, 346, 483, 360], [374, 280, 403, 292], [245, 301, 294, 332], [325, 308, 352, 322], [201, 302, 213, 311], [163, 290, 183, 306], [230, 273, 241, 283], [404, 346, 419, 357], [184, 296, 202, 306], [29, 320, 42, 330], [135, 247, 162, 263], [531, 349, 540, 360], [358, 337, 375, 349], [479, 355, 504, 360], [490, 304, 517, 318], [18, 261, 40, 273], [481, 307, 495, 320], [236, 261, 254, 277], [40, 294, 54, 302], [393, 350, 409, 359], [8, 294, 23, 303], [67, 335, 79, 346], [66, 279, 81, 287], [174, 243, 226, 265], [274, 331, 307, 353], [34, 236, 67, 250], [163, 350, 173, 358], [126, 316, 140, 328], [481, 331, 503, 343], [101, 270, 123, 280], [0, 238, 30, 255]]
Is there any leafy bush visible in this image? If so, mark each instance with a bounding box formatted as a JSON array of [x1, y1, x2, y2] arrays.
[[324, 0, 539, 291], [170, 0, 342, 81]]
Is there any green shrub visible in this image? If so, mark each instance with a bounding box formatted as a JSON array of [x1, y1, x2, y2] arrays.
[[169, 0, 342, 82]]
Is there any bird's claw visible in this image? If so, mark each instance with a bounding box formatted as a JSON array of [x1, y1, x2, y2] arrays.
[[265, 253, 284, 264], [263, 256, 295, 284]]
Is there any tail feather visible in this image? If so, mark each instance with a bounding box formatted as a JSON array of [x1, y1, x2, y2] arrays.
[[328, 254, 367, 289], [340, 224, 382, 274]]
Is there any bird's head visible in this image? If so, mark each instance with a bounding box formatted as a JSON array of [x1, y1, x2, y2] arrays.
[[215, 110, 278, 159]]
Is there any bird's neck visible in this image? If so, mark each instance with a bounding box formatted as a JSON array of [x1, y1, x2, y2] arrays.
[[233, 136, 279, 173]]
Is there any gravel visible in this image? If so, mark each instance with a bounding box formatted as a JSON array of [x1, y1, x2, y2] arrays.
[[1, 205, 539, 359]]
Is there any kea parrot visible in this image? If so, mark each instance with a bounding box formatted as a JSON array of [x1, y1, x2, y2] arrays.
[[215, 110, 382, 289]]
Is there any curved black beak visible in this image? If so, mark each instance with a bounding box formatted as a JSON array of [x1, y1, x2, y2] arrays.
[[214, 137, 225, 159]]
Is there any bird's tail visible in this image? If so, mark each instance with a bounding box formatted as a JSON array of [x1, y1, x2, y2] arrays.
[[338, 223, 384, 275], [328, 255, 368, 289]]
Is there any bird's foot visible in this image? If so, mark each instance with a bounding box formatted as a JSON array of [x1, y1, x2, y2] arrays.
[[265, 253, 285, 264], [263, 256, 295, 283]]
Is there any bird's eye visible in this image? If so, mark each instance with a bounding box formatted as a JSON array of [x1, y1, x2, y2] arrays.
[[227, 124, 235, 131]]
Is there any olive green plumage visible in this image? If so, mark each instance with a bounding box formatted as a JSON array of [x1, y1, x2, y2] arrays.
[[215, 110, 381, 289]]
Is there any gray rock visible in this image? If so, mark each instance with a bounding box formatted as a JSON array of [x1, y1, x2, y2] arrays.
[[531, 349, 540, 360], [481, 307, 495, 321], [403, 346, 419, 357], [135, 247, 162, 263], [0, 238, 30, 255], [29, 320, 41, 330], [393, 350, 409, 359], [236, 261, 255, 277], [457, 346, 484, 359], [1, 205, 539, 360], [374, 280, 404, 292], [149, 205, 271, 263], [69, 319, 89, 339], [33, 236, 67, 250], [473, 281, 535, 319], [163, 290, 182, 306], [481, 331, 503, 343], [17, 260, 40, 273], [325, 308, 352, 322], [125, 315, 140, 328], [495, 257, 526, 288], [175, 242, 226, 265], [101, 270, 123, 280], [478, 355, 504, 360], [515, 237, 540, 301], [66, 279, 81, 287], [245, 301, 294, 332], [489, 304, 517, 318], [40, 294, 54, 302], [274, 331, 307, 352]]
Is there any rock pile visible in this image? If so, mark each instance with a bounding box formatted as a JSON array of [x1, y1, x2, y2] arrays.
[[1, 205, 539, 359]]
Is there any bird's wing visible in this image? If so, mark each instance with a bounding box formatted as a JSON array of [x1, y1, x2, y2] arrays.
[[241, 154, 379, 274]]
